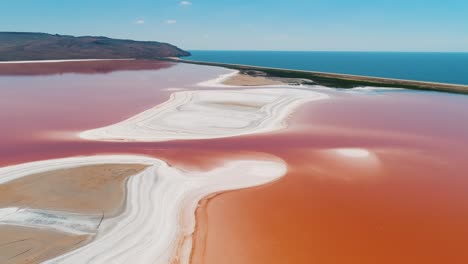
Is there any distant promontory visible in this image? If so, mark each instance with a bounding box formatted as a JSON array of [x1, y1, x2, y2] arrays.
[[0, 32, 191, 61]]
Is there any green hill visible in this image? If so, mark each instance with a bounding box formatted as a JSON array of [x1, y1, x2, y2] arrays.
[[0, 32, 190, 61]]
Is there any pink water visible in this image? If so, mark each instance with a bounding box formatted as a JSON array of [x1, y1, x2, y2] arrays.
[[1, 61, 468, 264]]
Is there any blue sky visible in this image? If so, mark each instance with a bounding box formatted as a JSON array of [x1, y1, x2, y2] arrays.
[[1, 0, 467, 51]]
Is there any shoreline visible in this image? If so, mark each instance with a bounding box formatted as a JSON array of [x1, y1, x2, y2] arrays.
[[78, 67, 330, 142], [78, 87, 329, 142], [0, 63, 362, 263], [162, 57, 468, 94], [0, 154, 287, 264], [0, 58, 136, 64], [2, 57, 468, 263]]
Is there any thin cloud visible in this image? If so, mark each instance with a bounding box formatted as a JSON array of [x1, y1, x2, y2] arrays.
[[165, 19, 177, 24], [180, 1, 192, 6], [135, 19, 145, 24]]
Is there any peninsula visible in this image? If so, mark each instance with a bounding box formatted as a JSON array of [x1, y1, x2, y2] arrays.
[[164, 58, 468, 95], [0, 32, 190, 61]]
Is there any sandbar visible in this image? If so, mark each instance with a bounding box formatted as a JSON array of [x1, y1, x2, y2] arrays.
[[223, 72, 283, 86], [0, 155, 287, 263], [79, 87, 328, 142]]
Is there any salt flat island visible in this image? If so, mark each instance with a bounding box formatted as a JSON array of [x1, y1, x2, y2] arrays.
[[0, 58, 468, 264], [79, 79, 329, 142], [2, 0, 468, 261], [0, 155, 286, 263]]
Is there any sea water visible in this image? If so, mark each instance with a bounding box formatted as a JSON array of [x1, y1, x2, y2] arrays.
[[188, 51, 468, 85]]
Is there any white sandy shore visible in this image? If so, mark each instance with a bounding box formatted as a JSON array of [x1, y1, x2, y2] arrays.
[[196, 70, 239, 87], [0, 155, 156, 184], [79, 87, 329, 142], [0, 155, 286, 264], [79, 69, 331, 142], [0, 68, 318, 263], [0, 59, 135, 64]]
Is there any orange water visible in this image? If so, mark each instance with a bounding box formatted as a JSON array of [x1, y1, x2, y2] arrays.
[[190, 90, 468, 264], [1, 62, 468, 263]]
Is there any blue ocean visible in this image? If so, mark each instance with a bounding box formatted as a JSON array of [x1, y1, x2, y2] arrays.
[[188, 51, 468, 85]]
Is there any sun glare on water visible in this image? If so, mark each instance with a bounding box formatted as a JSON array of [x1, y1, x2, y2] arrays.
[[335, 148, 371, 158]]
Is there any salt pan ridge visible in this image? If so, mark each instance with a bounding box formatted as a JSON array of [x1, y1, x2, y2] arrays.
[[80, 87, 329, 142], [0, 155, 287, 264]]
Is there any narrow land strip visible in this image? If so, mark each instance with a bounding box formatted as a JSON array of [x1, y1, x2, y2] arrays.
[[162, 58, 468, 94]]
